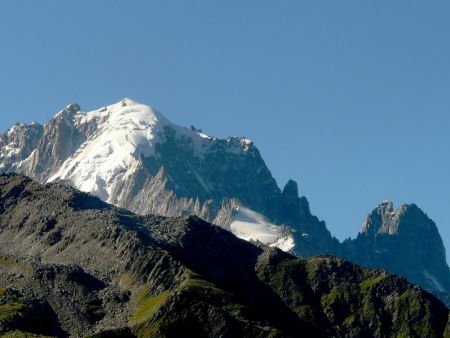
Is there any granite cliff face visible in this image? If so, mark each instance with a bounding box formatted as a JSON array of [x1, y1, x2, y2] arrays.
[[0, 122, 44, 174], [0, 174, 448, 337], [1, 99, 449, 307], [0, 99, 336, 256], [341, 201, 450, 297]]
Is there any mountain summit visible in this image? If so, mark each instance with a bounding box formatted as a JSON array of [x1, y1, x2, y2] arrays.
[[0, 99, 306, 252], [341, 202, 450, 293], [1, 99, 449, 306], [47, 98, 207, 202]]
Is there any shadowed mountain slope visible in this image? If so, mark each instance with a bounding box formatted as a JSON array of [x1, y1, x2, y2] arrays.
[[0, 174, 448, 337], [1, 99, 449, 307]]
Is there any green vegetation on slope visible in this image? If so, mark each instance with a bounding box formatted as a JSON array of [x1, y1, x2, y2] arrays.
[[0, 288, 25, 322], [131, 290, 171, 326], [256, 251, 448, 338], [0, 331, 54, 338]]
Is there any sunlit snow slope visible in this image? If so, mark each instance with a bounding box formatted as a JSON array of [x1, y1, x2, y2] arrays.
[[0, 98, 296, 253], [48, 98, 207, 201], [230, 206, 294, 251]]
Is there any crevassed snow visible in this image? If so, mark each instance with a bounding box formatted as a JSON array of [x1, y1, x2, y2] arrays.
[[230, 206, 294, 252]]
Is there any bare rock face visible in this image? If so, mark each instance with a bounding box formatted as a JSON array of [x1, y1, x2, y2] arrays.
[[26, 103, 84, 181], [1, 99, 449, 308], [280, 180, 340, 258], [0, 99, 336, 258], [341, 201, 450, 297], [0, 174, 448, 337], [0, 122, 43, 173]]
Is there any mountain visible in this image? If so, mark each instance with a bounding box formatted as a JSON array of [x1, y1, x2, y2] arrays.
[[341, 201, 450, 295], [1, 98, 449, 306], [0, 173, 448, 337], [0, 98, 336, 256]]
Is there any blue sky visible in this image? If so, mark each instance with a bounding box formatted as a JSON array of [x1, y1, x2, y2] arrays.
[[1, 1, 449, 257]]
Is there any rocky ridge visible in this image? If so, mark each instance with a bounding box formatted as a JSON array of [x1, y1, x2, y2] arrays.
[[0, 174, 448, 337], [341, 201, 450, 295], [0, 99, 449, 307]]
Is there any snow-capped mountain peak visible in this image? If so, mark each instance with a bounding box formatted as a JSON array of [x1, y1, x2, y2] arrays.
[[48, 98, 189, 201], [2, 98, 450, 304], [0, 98, 294, 253], [53, 103, 81, 120]]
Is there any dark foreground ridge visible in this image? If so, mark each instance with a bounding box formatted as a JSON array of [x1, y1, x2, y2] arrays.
[[2, 105, 450, 308], [0, 174, 448, 337]]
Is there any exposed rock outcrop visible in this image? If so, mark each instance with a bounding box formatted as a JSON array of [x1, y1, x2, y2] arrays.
[[341, 201, 450, 297], [0, 174, 448, 337], [1, 99, 449, 308]]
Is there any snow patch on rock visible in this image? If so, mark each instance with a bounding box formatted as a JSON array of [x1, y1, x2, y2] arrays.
[[47, 98, 216, 202], [230, 206, 294, 252]]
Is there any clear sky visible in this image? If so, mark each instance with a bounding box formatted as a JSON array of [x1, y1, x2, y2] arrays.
[[1, 1, 449, 258]]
